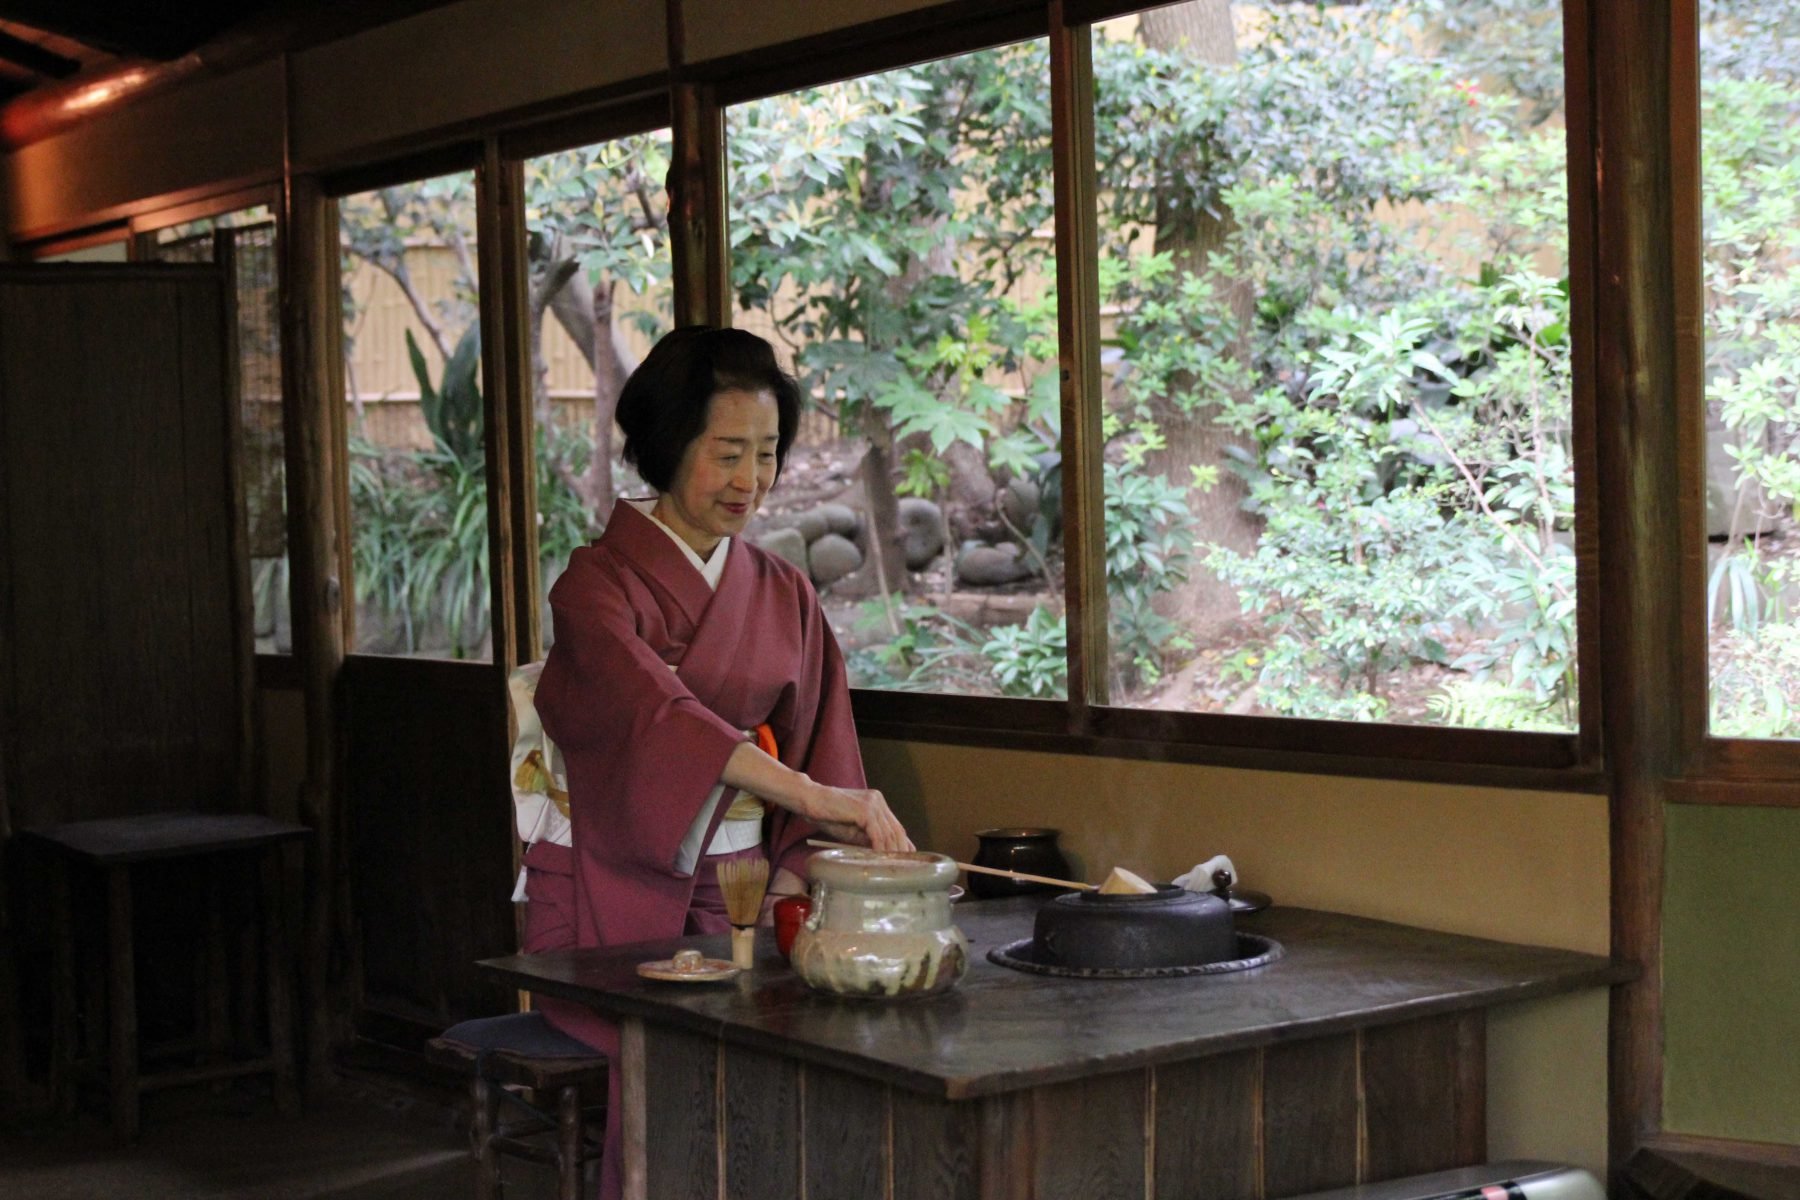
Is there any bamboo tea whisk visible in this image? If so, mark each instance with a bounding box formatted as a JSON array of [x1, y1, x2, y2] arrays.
[[716, 857, 770, 969]]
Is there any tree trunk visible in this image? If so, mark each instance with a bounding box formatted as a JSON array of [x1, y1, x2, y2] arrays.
[[1139, 2, 1236, 71], [1139, 0, 1261, 644], [836, 404, 909, 600], [588, 279, 624, 515], [526, 234, 579, 430]]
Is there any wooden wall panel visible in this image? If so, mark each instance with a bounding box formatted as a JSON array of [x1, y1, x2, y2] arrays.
[[1263, 1034, 1360, 1198], [1363, 1013, 1486, 1181], [723, 1043, 802, 1200], [803, 1064, 889, 1200], [1032, 1071, 1146, 1200], [0, 266, 242, 828], [644, 1026, 720, 1200], [1154, 1049, 1261, 1200], [342, 656, 512, 1028], [892, 1087, 981, 1200]]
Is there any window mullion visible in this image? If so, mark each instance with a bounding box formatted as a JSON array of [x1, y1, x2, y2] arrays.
[[1050, 4, 1110, 723]]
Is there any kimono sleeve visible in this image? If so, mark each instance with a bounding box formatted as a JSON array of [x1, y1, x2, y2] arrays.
[[536, 552, 746, 874]]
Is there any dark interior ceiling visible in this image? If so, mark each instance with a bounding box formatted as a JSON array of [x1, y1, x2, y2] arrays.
[[0, 0, 282, 105], [0, 0, 458, 108], [0, 1, 280, 61]]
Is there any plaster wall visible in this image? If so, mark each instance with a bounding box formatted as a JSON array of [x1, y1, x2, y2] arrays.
[[1662, 803, 1800, 1145], [684, 0, 954, 65], [288, 0, 665, 168], [5, 60, 283, 239]]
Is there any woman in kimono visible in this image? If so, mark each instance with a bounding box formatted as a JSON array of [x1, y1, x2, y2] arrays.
[[532, 325, 912, 1199]]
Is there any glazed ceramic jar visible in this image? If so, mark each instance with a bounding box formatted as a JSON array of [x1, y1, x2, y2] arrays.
[[791, 849, 969, 999]]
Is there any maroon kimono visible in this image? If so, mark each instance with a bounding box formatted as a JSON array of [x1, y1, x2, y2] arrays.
[[534, 500, 865, 1034]]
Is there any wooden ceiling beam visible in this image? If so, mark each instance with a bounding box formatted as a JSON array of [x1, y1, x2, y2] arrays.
[[0, 27, 78, 78]]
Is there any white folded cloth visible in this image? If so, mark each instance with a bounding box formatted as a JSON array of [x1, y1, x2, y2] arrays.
[[1172, 854, 1238, 893]]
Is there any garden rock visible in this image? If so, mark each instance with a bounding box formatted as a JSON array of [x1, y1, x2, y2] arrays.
[[808, 533, 863, 588], [897, 497, 946, 570], [819, 503, 860, 537], [755, 526, 809, 572], [955, 543, 1035, 587], [785, 509, 831, 544], [999, 478, 1041, 534]]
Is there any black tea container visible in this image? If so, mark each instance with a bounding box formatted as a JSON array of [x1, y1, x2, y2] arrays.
[[968, 828, 1073, 899]]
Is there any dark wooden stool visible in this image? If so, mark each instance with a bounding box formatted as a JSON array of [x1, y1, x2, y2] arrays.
[[427, 1012, 608, 1200], [21, 811, 310, 1141]]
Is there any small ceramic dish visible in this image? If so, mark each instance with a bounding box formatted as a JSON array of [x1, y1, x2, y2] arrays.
[[637, 947, 741, 983]]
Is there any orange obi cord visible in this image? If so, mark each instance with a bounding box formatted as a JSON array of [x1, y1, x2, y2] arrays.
[[723, 723, 780, 822]]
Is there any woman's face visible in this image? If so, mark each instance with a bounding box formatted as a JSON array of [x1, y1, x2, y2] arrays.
[[654, 387, 781, 555]]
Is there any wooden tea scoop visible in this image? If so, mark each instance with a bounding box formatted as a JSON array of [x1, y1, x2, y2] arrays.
[[805, 838, 1098, 892]]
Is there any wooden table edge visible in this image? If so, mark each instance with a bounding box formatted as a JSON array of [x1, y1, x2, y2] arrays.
[[477, 954, 1635, 1101]]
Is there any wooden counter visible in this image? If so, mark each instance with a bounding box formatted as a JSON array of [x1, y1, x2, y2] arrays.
[[482, 900, 1632, 1200]]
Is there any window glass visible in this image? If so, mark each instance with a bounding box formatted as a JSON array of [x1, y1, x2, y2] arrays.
[[338, 173, 491, 659], [727, 41, 1065, 697], [1094, 1, 1575, 727], [523, 130, 673, 651], [1700, 2, 1800, 739], [35, 240, 128, 262], [145, 207, 288, 653]]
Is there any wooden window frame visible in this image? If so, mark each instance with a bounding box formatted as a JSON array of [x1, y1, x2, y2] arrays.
[[688, 2, 1605, 792], [320, 144, 505, 668], [492, 99, 679, 665], [126, 184, 282, 251], [19, 223, 132, 260], [1666, 1, 1800, 808]]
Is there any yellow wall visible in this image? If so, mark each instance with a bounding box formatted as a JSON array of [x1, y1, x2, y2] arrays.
[[1663, 804, 1800, 1145], [863, 738, 1613, 1175]]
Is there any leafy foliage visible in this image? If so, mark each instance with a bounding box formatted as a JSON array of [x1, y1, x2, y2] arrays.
[[333, 1, 1800, 735]]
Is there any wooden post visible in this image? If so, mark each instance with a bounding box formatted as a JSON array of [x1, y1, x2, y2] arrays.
[[262, 846, 300, 1116], [480, 144, 541, 669], [279, 170, 351, 1099], [1049, 6, 1110, 718], [477, 139, 523, 675], [1587, 0, 1685, 1165], [620, 1017, 649, 1200], [558, 1084, 584, 1200], [106, 865, 139, 1142], [215, 229, 260, 814], [48, 857, 75, 1116], [668, 2, 728, 329], [474, 1075, 502, 1200]]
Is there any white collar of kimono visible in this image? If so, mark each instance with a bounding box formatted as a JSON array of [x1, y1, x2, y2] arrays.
[[623, 497, 729, 592]]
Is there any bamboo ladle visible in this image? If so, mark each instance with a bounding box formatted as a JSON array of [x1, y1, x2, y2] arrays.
[[805, 838, 1098, 892]]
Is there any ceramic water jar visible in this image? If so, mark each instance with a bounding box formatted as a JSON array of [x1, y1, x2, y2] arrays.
[[791, 849, 968, 999]]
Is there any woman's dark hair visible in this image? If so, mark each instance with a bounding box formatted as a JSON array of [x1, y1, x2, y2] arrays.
[[616, 326, 802, 493]]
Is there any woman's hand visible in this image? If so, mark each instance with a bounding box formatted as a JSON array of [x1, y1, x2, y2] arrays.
[[800, 783, 914, 854]]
